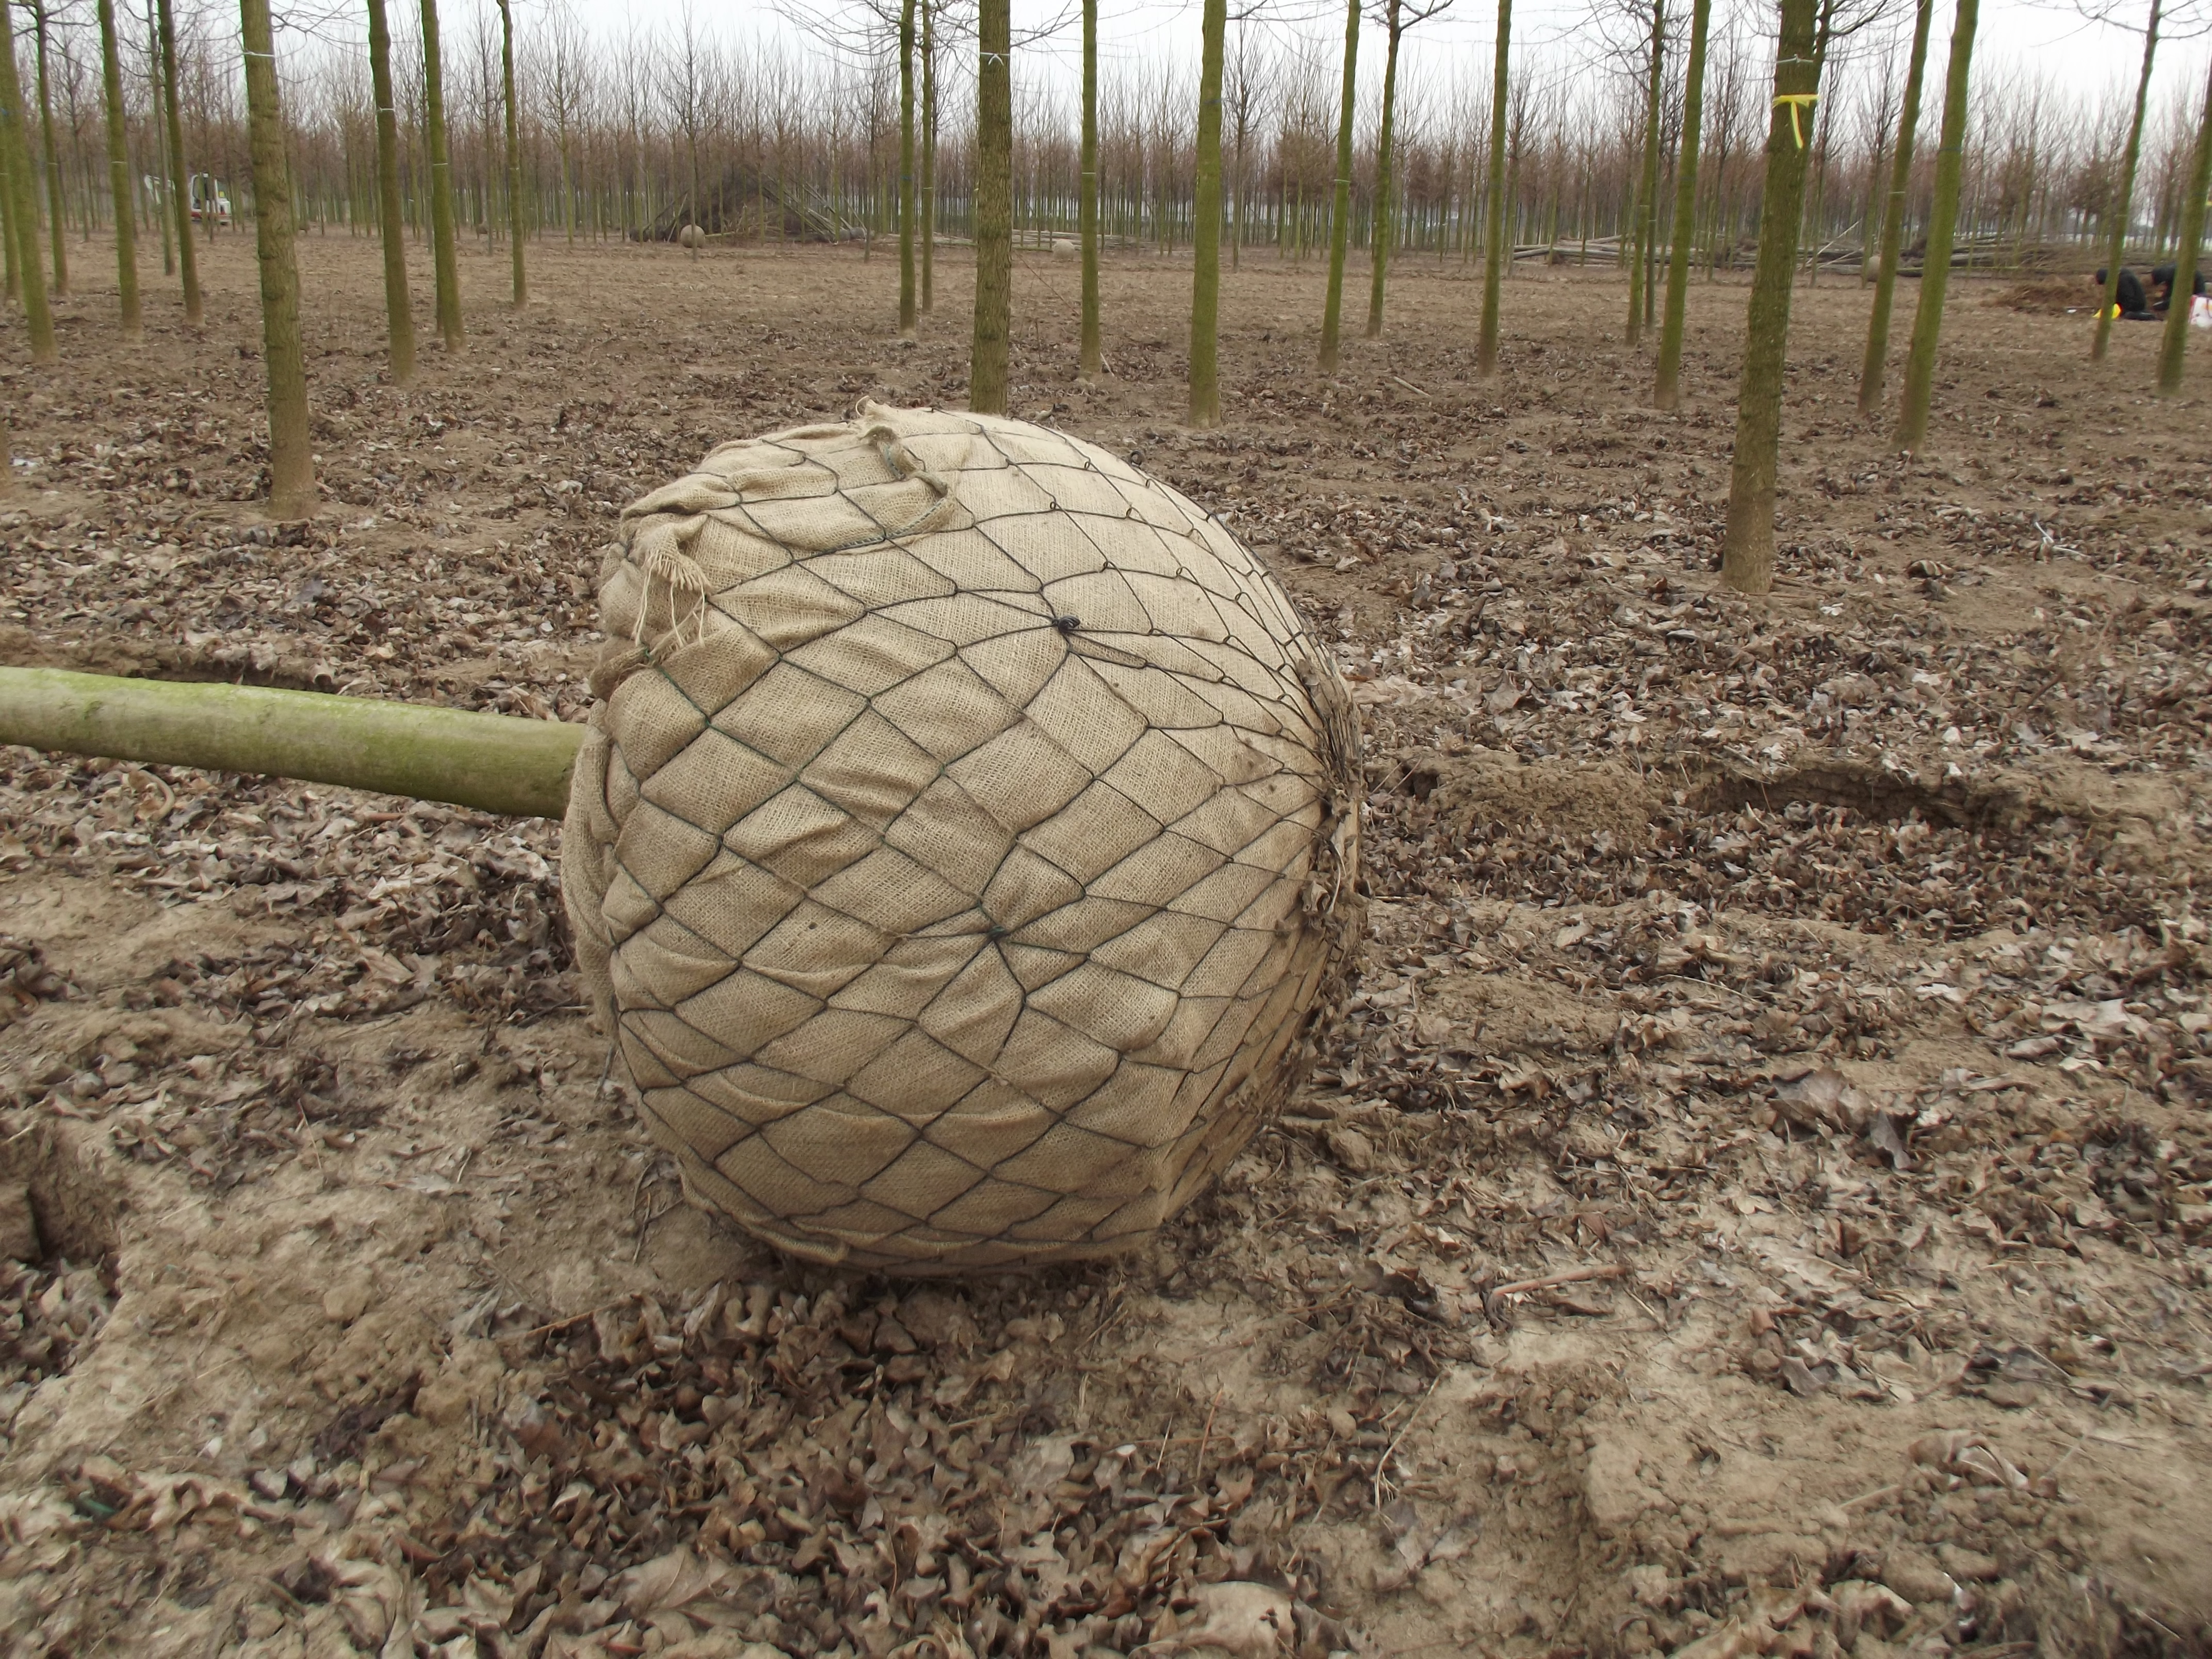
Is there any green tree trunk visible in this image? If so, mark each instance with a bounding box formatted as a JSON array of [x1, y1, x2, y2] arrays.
[[95, 0, 140, 338], [1654, 0, 1711, 409], [1718, 0, 1823, 594], [29, 2, 63, 297], [155, 0, 198, 320], [1627, 0, 1664, 345], [141, 0, 169, 278], [496, 0, 524, 307], [969, 0, 1011, 413], [366, 0, 416, 381], [239, 0, 314, 519], [1364, 0, 1404, 337], [1318, 0, 1359, 373], [1895, 0, 1977, 449], [0, 4, 54, 361], [2155, 52, 2212, 395], [921, 0, 936, 313], [1476, 0, 1511, 372], [419, 0, 463, 349], [1079, 0, 1100, 376], [1857, 0, 1932, 413], [2094, 0, 2160, 363], [0, 403, 13, 497], [1189, 0, 1226, 426], [898, 0, 916, 336]]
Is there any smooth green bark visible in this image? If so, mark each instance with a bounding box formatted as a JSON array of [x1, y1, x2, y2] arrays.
[[1079, 0, 1100, 376], [1189, 0, 1227, 426], [95, 0, 140, 338], [1857, 0, 1932, 414], [898, 0, 916, 336], [0, 668, 582, 820], [921, 0, 936, 312], [0, 3, 54, 362], [367, 0, 416, 381], [419, 0, 463, 350], [1719, 0, 1823, 594], [497, 0, 525, 308], [2093, 0, 2158, 364], [969, 0, 1012, 413], [1476, 0, 1510, 373], [29, 1, 62, 297], [1318, 0, 1359, 373], [2155, 52, 2212, 395], [1626, 0, 1664, 344], [1365, 0, 1405, 337], [1895, 0, 1978, 450], [1654, 0, 1711, 409], [155, 0, 198, 320], [240, 0, 315, 519]]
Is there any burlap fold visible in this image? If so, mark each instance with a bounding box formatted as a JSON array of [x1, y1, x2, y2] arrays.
[[564, 404, 1362, 1272]]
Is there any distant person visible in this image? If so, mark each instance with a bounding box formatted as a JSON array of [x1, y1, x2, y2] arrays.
[[2094, 267, 2157, 321], [2150, 262, 2207, 313]]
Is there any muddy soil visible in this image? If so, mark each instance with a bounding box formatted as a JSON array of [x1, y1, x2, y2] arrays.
[[1, 232, 2209, 1659]]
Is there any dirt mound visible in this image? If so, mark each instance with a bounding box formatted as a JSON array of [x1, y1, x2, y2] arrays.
[[1987, 278, 2092, 314], [1400, 749, 1663, 848]]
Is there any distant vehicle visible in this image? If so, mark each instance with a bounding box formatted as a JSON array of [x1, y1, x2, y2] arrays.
[[189, 175, 231, 227]]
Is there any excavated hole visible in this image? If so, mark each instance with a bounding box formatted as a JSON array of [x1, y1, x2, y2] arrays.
[[0, 1124, 123, 1389]]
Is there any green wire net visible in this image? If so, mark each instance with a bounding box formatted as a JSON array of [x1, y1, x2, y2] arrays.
[[563, 405, 1362, 1273]]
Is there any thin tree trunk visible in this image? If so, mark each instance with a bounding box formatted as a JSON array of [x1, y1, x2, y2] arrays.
[[419, 0, 463, 349], [1477, 0, 1510, 373], [1654, 0, 1710, 410], [898, 0, 916, 336], [95, 0, 140, 338], [142, 0, 170, 276], [1858, 0, 1932, 413], [30, 3, 64, 296], [1318, 0, 1359, 372], [155, 0, 197, 319], [0, 4, 54, 361], [497, 0, 523, 307], [366, 0, 415, 380], [2094, 0, 2160, 363], [1190, 0, 1226, 426], [0, 403, 13, 498], [921, 0, 935, 312], [969, 0, 1011, 413], [239, 0, 313, 519], [1080, 0, 1100, 377], [1718, 0, 1822, 595], [1895, 0, 1978, 450], [2155, 52, 2212, 395], [1365, 1, 1403, 337], [1627, 0, 1664, 344]]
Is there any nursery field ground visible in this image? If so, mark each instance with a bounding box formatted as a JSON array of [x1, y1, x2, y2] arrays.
[[1, 232, 2210, 1658]]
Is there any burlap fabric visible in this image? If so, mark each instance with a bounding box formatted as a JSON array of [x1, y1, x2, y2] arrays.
[[563, 404, 1362, 1272]]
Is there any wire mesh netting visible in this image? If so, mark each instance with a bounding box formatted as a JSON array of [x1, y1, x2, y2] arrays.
[[563, 404, 1363, 1272]]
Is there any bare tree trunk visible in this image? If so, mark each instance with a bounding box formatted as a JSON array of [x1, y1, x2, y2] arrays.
[[1718, 0, 1822, 595], [366, 0, 415, 380], [1365, 0, 1403, 337], [898, 0, 916, 336], [419, 0, 464, 349], [1654, 0, 1710, 409], [1318, 0, 1359, 372], [2155, 52, 2211, 395], [2093, 0, 2160, 363], [1894, 0, 1978, 450], [1476, 0, 1510, 373], [0, 403, 13, 498], [0, 4, 54, 361], [1080, 0, 1100, 376], [1627, 0, 1664, 345], [1189, 0, 1226, 426], [496, 0, 524, 307], [921, 0, 935, 312], [1857, 0, 1932, 412], [29, 2, 64, 296], [969, 0, 1011, 413], [155, 0, 198, 320], [95, 0, 140, 338], [239, 0, 314, 519]]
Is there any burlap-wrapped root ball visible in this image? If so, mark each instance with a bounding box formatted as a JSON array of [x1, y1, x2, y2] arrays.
[[563, 404, 1362, 1272]]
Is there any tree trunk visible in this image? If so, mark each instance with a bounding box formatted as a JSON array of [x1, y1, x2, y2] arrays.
[[1079, 0, 1100, 376], [142, 0, 170, 277], [2094, 0, 2160, 363], [1318, 0, 1359, 373], [1718, 0, 1823, 595], [497, 0, 524, 307], [30, 3, 64, 297], [1476, 0, 1511, 373], [1654, 0, 1711, 410], [921, 0, 936, 313], [2155, 52, 2212, 395], [419, 0, 464, 350], [1365, 1, 1403, 337], [1857, 0, 1932, 413], [0, 5, 54, 361], [898, 0, 916, 336], [239, 0, 314, 519], [968, 0, 1011, 413], [366, 0, 416, 381], [155, 0, 198, 320], [0, 403, 13, 498], [95, 0, 140, 338], [1894, 0, 1978, 450], [1627, 0, 1664, 344], [1189, 0, 1226, 426]]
